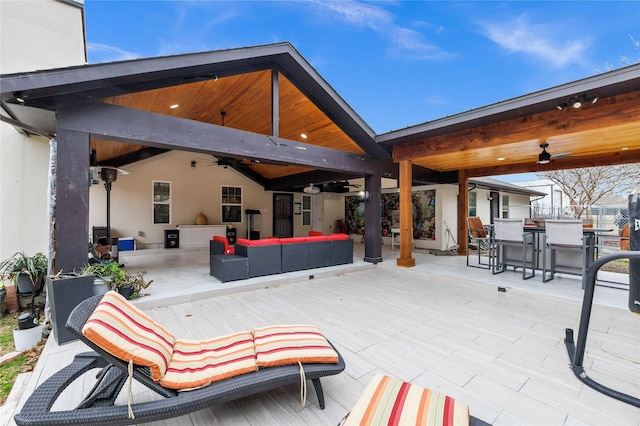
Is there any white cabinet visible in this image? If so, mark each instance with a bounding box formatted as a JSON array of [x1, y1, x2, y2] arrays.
[[177, 225, 226, 247]]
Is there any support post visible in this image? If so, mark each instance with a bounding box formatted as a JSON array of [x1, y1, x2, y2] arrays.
[[397, 160, 415, 267], [363, 173, 382, 263], [457, 170, 469, 256], [51, 124, 90, 274]]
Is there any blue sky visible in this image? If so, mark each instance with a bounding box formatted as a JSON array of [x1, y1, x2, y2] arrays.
[[85, 1, 639, 136]]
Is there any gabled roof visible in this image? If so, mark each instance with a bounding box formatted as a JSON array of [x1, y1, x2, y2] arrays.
[[1, 42, 397, 190], [469, 177, 547, 197], [2, 42, 639, 189]]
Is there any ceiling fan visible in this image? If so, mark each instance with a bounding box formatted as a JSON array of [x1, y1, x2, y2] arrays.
[[536, 142, 572, 164], [303, 183, 320, 194]]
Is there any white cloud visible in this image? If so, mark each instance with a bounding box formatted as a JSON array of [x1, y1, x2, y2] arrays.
[[479, 14, 589, 67], [87, 42, 140, 63], [307, 0, 454, 61]]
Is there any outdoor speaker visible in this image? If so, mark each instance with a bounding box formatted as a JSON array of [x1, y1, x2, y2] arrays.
[[628, 190, 639, 315], [164, 229, 179, 249]]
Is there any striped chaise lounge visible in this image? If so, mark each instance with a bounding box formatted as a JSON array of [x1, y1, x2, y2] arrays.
[[14, 291, 345, 426]]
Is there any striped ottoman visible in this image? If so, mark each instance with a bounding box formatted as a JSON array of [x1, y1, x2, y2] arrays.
[[343, 374, 469, 426]]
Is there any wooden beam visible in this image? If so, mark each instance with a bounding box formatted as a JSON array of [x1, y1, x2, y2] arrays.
[[57, 102, 381, 175], [397, 160, 415, 267], [467, 149, 640, 178], [457, 170, 469, 256], [393, 91, 640, 161]]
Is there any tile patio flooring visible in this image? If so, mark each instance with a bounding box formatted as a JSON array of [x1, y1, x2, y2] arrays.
[[6, 243, 638, 425]]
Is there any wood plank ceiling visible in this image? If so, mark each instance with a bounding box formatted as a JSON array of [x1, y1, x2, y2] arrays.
[[93, 70, 365, 181], [392, 90, 640, 177]]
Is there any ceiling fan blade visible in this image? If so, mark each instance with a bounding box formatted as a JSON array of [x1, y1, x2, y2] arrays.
[[550, 151, 572, 158]]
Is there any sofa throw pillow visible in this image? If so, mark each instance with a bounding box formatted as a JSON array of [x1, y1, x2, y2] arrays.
[[253, 324, 338, 368], [160, 331, 258, 390], [82, 291, 175, 382], [343, 374, 469, 426]]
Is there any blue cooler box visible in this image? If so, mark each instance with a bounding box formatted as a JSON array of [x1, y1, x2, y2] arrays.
[[119, 237, 135, 251]]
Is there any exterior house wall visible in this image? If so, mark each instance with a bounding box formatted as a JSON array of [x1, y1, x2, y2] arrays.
[[89, 150, 275, 248], [506, 194, 533, 219], [0, 0, 86, 261]]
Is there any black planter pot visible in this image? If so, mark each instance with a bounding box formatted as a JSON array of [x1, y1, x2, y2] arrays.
[[16, 270, 45, 295], [46, 275, 94, 345], [116, 285, 135, 300]]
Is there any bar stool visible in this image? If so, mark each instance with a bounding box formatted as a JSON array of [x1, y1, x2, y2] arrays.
[[492, 218, 535, 280], [542, 219, 587, 282]]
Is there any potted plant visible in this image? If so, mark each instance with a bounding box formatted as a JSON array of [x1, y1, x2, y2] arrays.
[[80, 261, 124, 295], [0, 251, 48, 294], [111, 270, 153, 300]]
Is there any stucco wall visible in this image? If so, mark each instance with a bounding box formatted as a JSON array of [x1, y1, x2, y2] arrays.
[[89, 151, 277, 248], [0, 0, 86, 261]]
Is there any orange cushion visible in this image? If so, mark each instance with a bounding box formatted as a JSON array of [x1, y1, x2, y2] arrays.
[[160, 331, 258, 390], [308, 231, 324, 236], [82, 291, 175, 382], [253, 324, 338, 368]]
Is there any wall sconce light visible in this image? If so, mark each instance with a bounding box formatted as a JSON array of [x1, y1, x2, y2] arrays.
[[360, 190, 371, 201]]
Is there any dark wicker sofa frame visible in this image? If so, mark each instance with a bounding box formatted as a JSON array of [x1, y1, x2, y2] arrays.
[[14, 294, 346, 426]]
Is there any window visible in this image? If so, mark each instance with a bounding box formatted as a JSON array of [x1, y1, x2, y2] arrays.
[[153, 181, 171, 224], [221, 186, 242, 222], [502, 195, 509, 218], [468, 192, 477, 217], [302, 195, 311, 226]]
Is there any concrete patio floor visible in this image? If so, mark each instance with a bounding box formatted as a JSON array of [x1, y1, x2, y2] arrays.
[[5, 243, 638, 425]]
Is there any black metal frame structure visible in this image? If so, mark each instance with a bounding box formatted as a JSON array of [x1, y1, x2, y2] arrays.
[[564, 251, 640, 408]]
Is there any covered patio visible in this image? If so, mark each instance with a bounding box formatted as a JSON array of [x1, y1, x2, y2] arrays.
[[1, 43, 639, 273], [1, 42, 638, 425], [5, 245, 636, 425]]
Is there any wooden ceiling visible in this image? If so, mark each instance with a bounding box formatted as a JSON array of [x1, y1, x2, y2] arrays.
[[393, 90, 640, 177], [92, 70, 640, 185], [93, 70, 365, 180]]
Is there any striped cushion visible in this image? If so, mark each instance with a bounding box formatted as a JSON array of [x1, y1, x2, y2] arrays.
[[82, 291, 175, 382], [160, 331, 258, 390], [253, 324, 338, 367], [344, 374, 469, 426]]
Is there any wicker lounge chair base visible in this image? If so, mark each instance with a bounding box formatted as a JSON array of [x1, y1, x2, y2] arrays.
[[14, 295, 345, 426]]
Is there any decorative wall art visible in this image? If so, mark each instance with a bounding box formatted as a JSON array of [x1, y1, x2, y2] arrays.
[[345, 190, 436, 240]]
